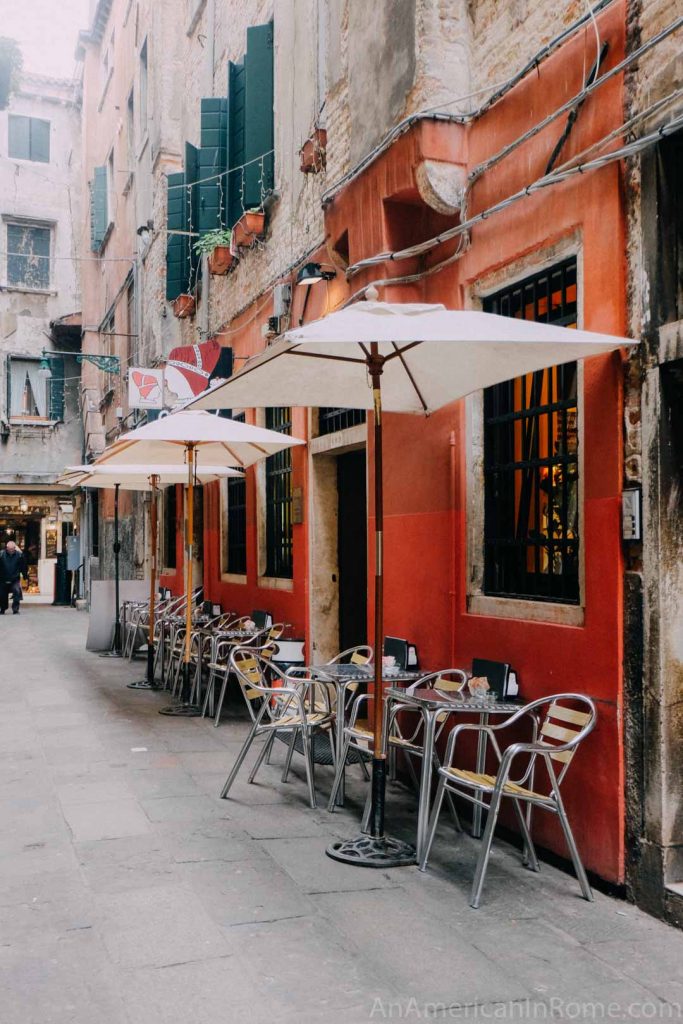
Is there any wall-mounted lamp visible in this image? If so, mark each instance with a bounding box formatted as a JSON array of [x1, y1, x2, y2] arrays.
[[296, 262, 336, 287], [38, 350, 120, 380]]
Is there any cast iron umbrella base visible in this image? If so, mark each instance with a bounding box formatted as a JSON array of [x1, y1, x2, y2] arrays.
[[326, 834, 415, 868], [159, 664, 202, 716], [326, 759, 415, 867], [129, 646, 160, 690]]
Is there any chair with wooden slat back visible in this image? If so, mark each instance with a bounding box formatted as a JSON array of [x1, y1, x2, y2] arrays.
[[419, 693, 597, 909], [220, 647, 334, 809]]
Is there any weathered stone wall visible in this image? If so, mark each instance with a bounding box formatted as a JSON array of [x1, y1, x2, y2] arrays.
[[622, 0, 683, 919]]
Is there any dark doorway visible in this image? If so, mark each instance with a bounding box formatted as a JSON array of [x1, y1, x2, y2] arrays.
[[337, 450, 367, 652]]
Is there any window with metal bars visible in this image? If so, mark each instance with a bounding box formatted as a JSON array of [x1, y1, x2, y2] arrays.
[[483, 258, 579, 603], [224, 414, 247, 574], [264, 407, 293, 578], [317, 408, 366, 436]]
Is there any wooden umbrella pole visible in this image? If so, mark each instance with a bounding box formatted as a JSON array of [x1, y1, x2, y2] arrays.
[[369, 343, 387, 839], [147, 475, 159, 684], [183, 444, 196, 698]]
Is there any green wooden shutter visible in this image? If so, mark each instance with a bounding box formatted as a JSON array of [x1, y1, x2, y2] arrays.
[[165, 171, 188, 300], [8, 115, 30, 159], [48, 356, 65, 421], [198, 98, 228, 235], [244, 22, 274, 207], [185, 142, 200, 276], [30, 118, 50, 162], [226, 59, 246, 228], [90, 166, 108, 252]]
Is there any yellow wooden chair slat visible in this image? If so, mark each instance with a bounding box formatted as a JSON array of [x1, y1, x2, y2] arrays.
[[444, 768, 550, 802]]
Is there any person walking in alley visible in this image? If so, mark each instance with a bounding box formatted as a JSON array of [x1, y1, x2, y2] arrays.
[[0, 541, 28, 615]]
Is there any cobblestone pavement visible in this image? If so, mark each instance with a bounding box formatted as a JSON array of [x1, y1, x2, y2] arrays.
[[2, 607, 683, 1023]]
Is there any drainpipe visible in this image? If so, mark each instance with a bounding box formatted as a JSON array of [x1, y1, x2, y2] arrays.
[[449, 430, 457, 666]]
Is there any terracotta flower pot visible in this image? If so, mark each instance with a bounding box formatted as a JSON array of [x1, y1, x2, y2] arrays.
[[232, 210, 265, 248], [173, 293, 196, 319], [300, 128, 327, 174], [207, 245, 235, 276]]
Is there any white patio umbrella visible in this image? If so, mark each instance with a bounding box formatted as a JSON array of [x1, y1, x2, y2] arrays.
[[60, 463, 241, 686], [189, 298, 632, 866], [93, 410, 305, 712]]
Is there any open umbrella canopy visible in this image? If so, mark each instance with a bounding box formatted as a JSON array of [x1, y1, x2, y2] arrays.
[[59, 464, 242, 489], [190, 301, 629, 414], [96, 409, 304, 468], [187, 298, 633, 867]]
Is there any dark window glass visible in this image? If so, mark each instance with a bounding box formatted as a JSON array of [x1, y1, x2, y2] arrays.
[[7, 223, 50, 289], [265, 407, 293, 579], [317, 408, 366, 436], [224, 414, 247, 574], [164, 485, 177, 569], [483, 258, 579, 603], [8, 115, 50, 162]]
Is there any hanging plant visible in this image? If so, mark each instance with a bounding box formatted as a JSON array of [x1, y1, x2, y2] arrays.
[[173, 293, 196, 319], [0, 37, 22, 111], [193, 229, 236, 276], [232, 209, 265, 248], [300, 127, 327, 174]]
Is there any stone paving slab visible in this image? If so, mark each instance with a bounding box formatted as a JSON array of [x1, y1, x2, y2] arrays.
[[3, 608, 683, 1024]]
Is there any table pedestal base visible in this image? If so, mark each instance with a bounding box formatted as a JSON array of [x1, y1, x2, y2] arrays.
[[326, 834, 415, 868]]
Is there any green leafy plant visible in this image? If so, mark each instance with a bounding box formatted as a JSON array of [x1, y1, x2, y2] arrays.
[[0, 38, 22, 111], [193, 228, 232, 256]]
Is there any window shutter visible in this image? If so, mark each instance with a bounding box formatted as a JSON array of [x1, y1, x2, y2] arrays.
[[226, 59, 246, 229], [244, 22, 274, 208], [48, 356, 65, 421], [90, 166, 108, 252], [6, 355, 11, 416], [30, 119, 50, 163], [165, 171, 188, 300], [8, 115, 30, 160], [198, 98, 228, 235], [185, 142, 200, 275]]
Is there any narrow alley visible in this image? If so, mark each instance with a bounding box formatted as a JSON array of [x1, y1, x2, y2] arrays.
[[1, 607, 682, 1024]]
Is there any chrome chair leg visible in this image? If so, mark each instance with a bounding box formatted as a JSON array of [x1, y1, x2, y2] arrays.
[[361, 785, 372, 833], [300, 727, 316, 809], [327, 733, 352, 812], [248, 731, 276, 784], [220, 708, 266, 799], [470, 787, 504, 909], [213, 668, 231, 726], [201, 668, 215, 718], [511, 798, 539, 871], [418, 774, 448, 872], [281, 731, 297, 782], [555, 793, 593, 901]]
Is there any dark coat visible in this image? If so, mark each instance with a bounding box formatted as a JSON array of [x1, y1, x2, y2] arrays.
[[0, 549, 28, 583]]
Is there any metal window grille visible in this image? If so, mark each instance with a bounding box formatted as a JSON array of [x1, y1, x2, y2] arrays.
[[225, 413, 247, 574], [265, 407, 293, 578], [7, 223, 51, 289], [483, 257, 580, 603], [317, 408, 366, 436]]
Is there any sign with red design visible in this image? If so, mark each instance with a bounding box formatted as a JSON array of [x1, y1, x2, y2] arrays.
[[128, 367, 164, 409], [164, 338, 222, 403]]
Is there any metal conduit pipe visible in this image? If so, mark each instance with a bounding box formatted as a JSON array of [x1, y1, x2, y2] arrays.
[[341, 109, 683, 298], [321, 0, 617, 208]]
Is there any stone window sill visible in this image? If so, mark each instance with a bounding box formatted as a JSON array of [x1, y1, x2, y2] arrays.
[[467, 593, 584, 627]]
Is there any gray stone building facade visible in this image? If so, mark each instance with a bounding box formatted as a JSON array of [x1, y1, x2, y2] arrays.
[[0, 71, 83, 601]]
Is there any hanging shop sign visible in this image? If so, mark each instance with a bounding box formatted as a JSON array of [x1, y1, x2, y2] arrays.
[[128, 367, 164, 410]]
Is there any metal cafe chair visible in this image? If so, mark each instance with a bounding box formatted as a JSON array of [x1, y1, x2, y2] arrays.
[[211, 622, 285, 726], [200, 615, 254, 718], [220, 648, 334, 809], [419, 693, 597, 908], [279, 645, 374, 783], [386, 669, 469, 828]]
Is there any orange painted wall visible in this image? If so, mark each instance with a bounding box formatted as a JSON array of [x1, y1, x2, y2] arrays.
[[172, 2, 628, 882]]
